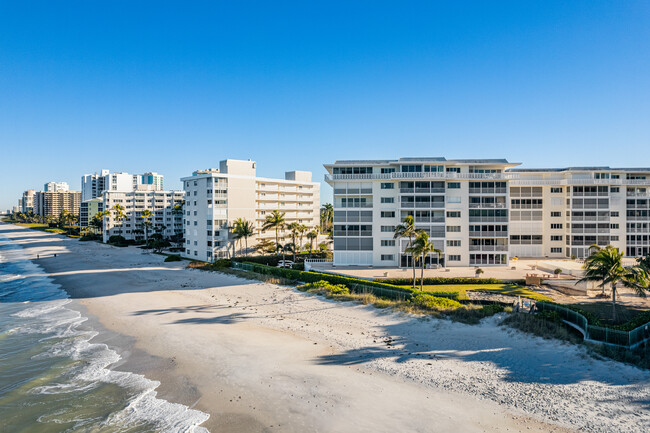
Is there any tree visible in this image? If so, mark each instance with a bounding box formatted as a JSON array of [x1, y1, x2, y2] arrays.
[[554, 268, 563, 278], [261, 210, 286, 254], [394, 215, 417, 289], [58, 209, 73, 228], [287, 222, 300, 262], [89, 211, 106, 234], [111, 204, 126, 234], [140, 209, 154, 242], [475, 268, 484, 277], [298, 224, 308, 252], [280, 243, 294, 265], [233, 218, 255, 256], [320, 203, 333, 233], [306, 230, 318, 258], [578, 246, 648, 321], [254, 238, 276, 254], [406, 230, 438, 291]]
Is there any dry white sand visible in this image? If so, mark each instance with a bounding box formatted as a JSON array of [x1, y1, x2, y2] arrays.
[[2, 223, 649, 433]]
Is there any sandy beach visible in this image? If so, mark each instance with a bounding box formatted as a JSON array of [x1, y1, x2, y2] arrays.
[[2, 223, 649, 433]]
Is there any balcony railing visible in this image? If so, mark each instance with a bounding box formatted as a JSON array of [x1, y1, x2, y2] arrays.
[[469, 203, 507, 208], [469, 245, 509, 251]]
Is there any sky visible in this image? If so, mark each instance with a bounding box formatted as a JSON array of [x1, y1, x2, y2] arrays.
[[1, 1, 649, 210]]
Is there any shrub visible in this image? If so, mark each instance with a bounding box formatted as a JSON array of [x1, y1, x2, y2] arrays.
[[412, 294, 463, 311], [212, 259, 232, 269], [164, 254, 182, 262], [108, 235, 128, 246], [379, 277, 504, 285], [237, 262, 413, 301], [298, 280, 350, 298], [554, 268, 563, 275]]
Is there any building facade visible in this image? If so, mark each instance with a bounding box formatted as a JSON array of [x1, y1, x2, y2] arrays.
[[21, 190, 36, 213], [102, 190, 184, 242], [34, 191, 82, 218], [81, 170, 110, 202], [181, 159, 320, 261], [324, 158, 650, 267], [80, 197, 104, 228], [44, 182, 70, 192]]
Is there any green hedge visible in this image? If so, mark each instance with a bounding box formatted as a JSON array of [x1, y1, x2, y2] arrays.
[[237, 262, 414, 300], [378, 277, 514, 285], [232, 253, 328, 267]]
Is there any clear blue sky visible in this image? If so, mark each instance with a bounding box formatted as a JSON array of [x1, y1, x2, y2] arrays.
[[1, 1, 649, 210]]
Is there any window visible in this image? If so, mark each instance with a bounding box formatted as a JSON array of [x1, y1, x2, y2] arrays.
[[193, 191, 197, 196], [381, 254, 395, 261], [381, 211, 395, 218], [550, 187, 563, 193], [446, 240, 461, 247], [447, 182, 460, 189], [381, 226, 395, 232], [446, 211, 460, 218], [551, 235, 563, 241], [611, 236, 619, 241], [207, 220, 212, 226], [611, 187, 620, 193], [446, 167, 461, 173], [194, 221, 197, 226], [448, 197, 461, 204], [207, 241, 212, 246], [551, 223, 563, 229], [381, 240, 396, 247], [551, 248, 562, 253], [448, 255, 461, 261], [380, 168, 396, 174], [446, 226, 461, 232], [611, 223, 619, 229], [207, 230, 212, 236], [611, 211, 619, 217], [381, 197, 395, 204], [551, 211, 562, 217], [186, 249, 190, 254], [381, 183, 395, 189]]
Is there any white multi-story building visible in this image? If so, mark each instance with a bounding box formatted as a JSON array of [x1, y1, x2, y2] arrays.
[[102, 190, 185, 242], [181, 159, 321, 261], [44, 181, 69, 192], [21, 190, 36, 213], [324, 158, 650, 267], [81, 170, 110, 202]]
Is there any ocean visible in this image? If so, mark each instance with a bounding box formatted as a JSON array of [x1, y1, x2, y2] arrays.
[[0, 236, 210, 432]]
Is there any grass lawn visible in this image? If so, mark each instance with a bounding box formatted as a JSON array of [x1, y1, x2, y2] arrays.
[[568, 301, 650, 326], [402, 283, 553, 302], [11, 222, 71, 235]]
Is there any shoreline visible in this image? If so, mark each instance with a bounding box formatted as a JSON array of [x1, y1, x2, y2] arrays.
[[3, 222, 648, 432]]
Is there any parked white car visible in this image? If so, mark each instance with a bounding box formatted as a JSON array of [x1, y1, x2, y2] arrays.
[[277, 260, 294, 268]]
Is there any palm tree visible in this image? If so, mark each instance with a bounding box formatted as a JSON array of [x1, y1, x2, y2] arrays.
[[298, 224, 308, 252], [111, 204, 126, 235], [578, 246, 648, 322], [287, 222, 300, 262], [140, 209, 154, 242], [262, 210, 286, 254], [281, 243, 294, 265], [306, 230, 318, 258], [233, 218, 255, 256], [406, 231, 437, 291], [394, 215, 417, 289], [321, 203, 333, 233]]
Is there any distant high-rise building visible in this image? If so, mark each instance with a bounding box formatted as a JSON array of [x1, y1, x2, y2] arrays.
[[44, 181, 70, 192], [81, 169, 110, 202], [35, 191, 81, 218], [21, 190, 36, 213]]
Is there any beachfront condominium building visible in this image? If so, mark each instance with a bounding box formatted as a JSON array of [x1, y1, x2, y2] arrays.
[[181, 159, 321, 261], [102, 190, 184, 242], [324, 157, 650, 267], [34, 190, 82, 218], [44, 181, 70, 192], [21, 190, 36, 213]]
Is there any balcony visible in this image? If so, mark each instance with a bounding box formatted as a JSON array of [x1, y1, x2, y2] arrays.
[[469, 231, 509, 237], [469, 245, 509, 252], [469, 203, 507, 208]]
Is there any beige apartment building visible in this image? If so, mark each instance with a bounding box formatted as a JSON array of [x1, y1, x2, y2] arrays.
[[34, 191, 82, 218], [324, 157, 650, 267], [181, 159, 320, 261]]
